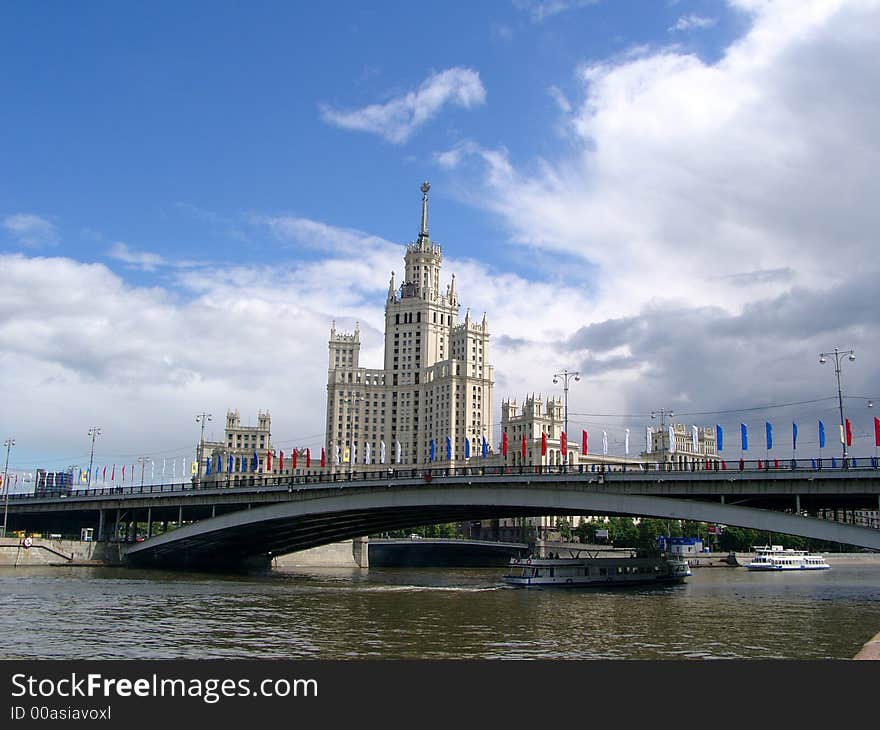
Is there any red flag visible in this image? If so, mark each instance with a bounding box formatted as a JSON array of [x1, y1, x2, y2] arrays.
[[845, 418, 853, 447], [266, 450, 272, 470], [306, 448, 311, 468], [560, 431, 567, 455], [582, 430, 588, 455], [111, 465, 115, 481], [279, 451, 284, 470], [521, 435, 527, 459], [131, 464, 135, 481], [321, 447, 326, 467], [122, 465, 126, 480], [874, 417, 880, 447], [102, 466, 106, 480], [502, 431, 508, 457], [292, 450, 298, 469], [541, 432, 547, 456]]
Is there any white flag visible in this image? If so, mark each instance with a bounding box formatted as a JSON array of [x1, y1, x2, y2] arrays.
[[396, 440, 402, 464], [692, 425, 699, 454], [624, 429, 630, 456], [162, 458, 166, 477], [334, 444, 340, 465], [352, 442, 357, 466], [380, 441, 386, 464], [668, 425, 676, 454], [365, 442, 371, 465], [602, 430, 608, 455], [646, 426, 652, 453]]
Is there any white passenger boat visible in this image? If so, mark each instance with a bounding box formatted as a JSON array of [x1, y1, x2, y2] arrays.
[[502, 549, 691, 588], [744, 545, 831, 571]]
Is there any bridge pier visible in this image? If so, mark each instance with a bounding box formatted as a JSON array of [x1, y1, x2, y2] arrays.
[[97, 509, 105, 542], [796, 494, 801, 514], [147, 508, 153, 538], [114, 509, 120, 542], [178, 506, 183, 527]]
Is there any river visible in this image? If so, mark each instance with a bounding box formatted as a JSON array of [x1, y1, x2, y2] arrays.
[[2, 563, 878, 660]]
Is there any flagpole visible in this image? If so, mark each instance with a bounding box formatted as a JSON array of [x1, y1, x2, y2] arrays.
[[819, 347, 855, 464]]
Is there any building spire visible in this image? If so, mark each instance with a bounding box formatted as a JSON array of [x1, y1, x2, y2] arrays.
[[419, 181, 430, 240]]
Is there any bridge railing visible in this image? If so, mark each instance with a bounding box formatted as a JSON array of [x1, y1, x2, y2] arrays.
[[8, 456, 878, 500], [8, 456, 880, 502]]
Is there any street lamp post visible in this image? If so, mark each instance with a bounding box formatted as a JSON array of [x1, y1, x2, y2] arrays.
[[343, 393, 365, 478], [138, 456, 151, 488], [651, 409, 675, 462], [87, 426, 101, 487], [552, 369, 580, 439], [195, 413, 212, 486], [819, 347, 856, 462], [1, 438, 14, 539]]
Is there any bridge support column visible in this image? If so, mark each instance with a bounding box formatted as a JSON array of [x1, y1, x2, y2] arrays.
[[211, 505, 216, 518], [129, 509, 136, 542], [147, 508, 153, 538], [114, 510, 120, 542], [720, 495, 725, 504], [178, 506, 183, 527], [97, 510, 105, 542], [796, 495, 801, 514]]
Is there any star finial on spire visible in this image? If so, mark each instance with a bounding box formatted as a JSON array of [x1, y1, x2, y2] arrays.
[[419, 181, 430, 239]]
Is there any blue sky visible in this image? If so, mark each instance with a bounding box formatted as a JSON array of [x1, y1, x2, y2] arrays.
[[2, 0, 879, 478]]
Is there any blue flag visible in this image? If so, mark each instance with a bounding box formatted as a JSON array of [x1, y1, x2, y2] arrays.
[[464, 437, 471, 459], [446, 436, 451, 460], [482, 435, 488, 458], [206, 457, 211, 475], [252, 451, 258, 471], [241, 457, 247, 473], [741, 423, 748, 452], [765, 422, 772, 450], [792, 422, 798, 451], [430, 439, 435, 462], [228, 454, 233, 473], [819, 420, 826, 448], [716, 424, 723, 452]]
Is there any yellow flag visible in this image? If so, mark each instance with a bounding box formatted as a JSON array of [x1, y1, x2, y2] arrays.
[[191, 461, 197, 475], [343, 447, 350, 464]]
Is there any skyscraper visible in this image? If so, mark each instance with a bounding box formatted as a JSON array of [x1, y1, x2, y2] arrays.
[[326, 182, 494, 471]]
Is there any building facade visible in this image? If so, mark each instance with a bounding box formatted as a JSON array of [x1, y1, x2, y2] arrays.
[[642, 423, 720, 468], [325, 182, 494, 472], [201, 409, 275, 484]]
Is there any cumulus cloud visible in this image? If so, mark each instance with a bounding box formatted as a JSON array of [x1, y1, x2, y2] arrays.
[[319, 67, 486, 144], [435, 0, 880, 435], [2, 214, 59, 247]]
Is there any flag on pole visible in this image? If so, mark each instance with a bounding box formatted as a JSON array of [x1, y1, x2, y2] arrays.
[[279, 451, 284, 470], [351, 443, 357, 466], [228, 454, 233, 473], [502, 431, 508, 457], [624, 428, 630, 456], [560, 431, 567, 457], [646, 427, 651, 453], [365, 442, 371, 465], [874, 417, 880, 447], [464, 437, 471, 459], [111, 465, 116, 481], [482, 435, 488, 458], [206, 457, 211, 475], [102, 466, 107, 481], [602, 430, 608, 455], [521, 435, 527, 459], [380, 441, 386, 464], [792, 422, 798, 451], [845, 418, 853, 447], [293, 449, 298, 469], [266, 451, 272, 471], [741, 423, 748, 452], [446, 435, 452, 460], [583, 430, 589, 455], [162, 459, 166, 478], [692, 425, 699, 454], [541, 432, 547, 456], [252, 451, 258, 471], [766, 422, 773, 451], [321, 447, 326, 467], [334, 444, 340, 465], [716, 425, 723, 452], [669, 425, 677, 454], [122, 465, 126, 480], [430, 439, 435, 462], [306, 448, 311, 468], [395, 441, 401, 464], [819, 420, 826, 449]]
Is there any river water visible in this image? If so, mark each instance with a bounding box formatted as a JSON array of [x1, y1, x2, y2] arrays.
[[2, 563, 878, 660]]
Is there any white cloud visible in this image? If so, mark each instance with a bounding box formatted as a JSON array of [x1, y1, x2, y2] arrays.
[[2, 214, 59, 247], [513, 0, 600, 24], [108, 242, 167, 271], [436, 0, 880, 423], [668, 14, 718, 32], [319, 67, 486, 144]]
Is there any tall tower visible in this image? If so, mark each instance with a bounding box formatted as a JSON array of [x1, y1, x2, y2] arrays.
[[325, 182, 494, 471]]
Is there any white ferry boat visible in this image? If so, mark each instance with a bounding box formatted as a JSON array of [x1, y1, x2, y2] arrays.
[[502, 549, 691, 589], [744, 545, 831, 571]]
